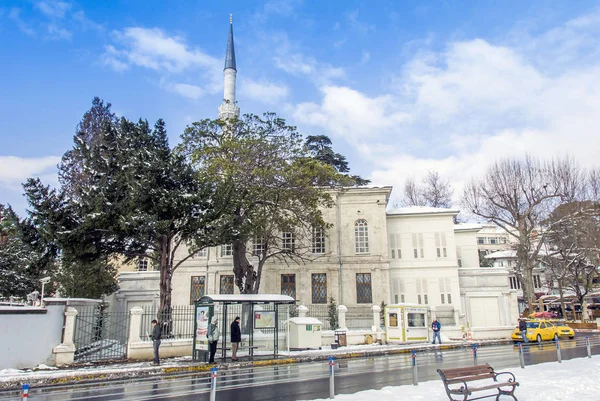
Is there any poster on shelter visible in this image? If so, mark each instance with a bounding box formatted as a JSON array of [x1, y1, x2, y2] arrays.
[[254, 311, 275, 328], [196, 306, 209, 337]]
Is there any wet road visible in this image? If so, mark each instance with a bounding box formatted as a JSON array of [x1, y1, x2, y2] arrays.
[[8, 333, 600, 401]]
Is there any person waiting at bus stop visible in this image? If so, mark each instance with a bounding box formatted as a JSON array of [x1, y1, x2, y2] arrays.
[[230, 316, 241, 361], [207, 316, 220, 363]]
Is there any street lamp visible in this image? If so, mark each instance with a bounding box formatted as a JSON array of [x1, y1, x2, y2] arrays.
[[40, 277, 51, 306]]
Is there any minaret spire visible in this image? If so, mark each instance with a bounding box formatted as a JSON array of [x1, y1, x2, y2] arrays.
[[219, 14, 239, 120]]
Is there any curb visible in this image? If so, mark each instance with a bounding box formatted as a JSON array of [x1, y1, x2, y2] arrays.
[[0, 340, 512, 391]]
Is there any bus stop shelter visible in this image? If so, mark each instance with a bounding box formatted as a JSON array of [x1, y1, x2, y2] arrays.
[[193, 294, 295, 361]]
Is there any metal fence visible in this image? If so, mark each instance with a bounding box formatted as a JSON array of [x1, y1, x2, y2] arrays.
[[73, 304, 129, 362], [140, 305, 195, 340], [307, 304, 331, 330]]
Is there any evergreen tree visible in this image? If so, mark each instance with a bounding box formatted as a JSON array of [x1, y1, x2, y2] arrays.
[[0, 204, 54, 298], [179, 113, 350, 294], [304, 135, 371, 186], [24, 104, 230, 319]]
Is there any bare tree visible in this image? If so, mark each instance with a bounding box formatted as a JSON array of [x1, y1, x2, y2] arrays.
[[461, 156, 589, 309], [401, 171, 453, 208]]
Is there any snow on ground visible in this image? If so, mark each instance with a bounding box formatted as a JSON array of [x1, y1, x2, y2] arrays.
[[310, 355, 600, 401]]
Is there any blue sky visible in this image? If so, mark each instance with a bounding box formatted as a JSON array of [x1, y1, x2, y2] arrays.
[[2, 0, 600, 216]]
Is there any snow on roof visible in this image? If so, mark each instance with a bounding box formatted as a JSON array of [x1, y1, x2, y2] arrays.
[[454, 223, 483, 232], [387, 206, 460, 216], [484, 250, 516, 259], [198, 294, 295, 304]]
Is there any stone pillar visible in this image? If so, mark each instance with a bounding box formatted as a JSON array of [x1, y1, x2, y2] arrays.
[[129, 307, 144, 343], [53, 307, 78, 366], [372, 305, 381, 332], [337, 305, 348, 331], [127, 306, 144, 359], [298, 305, 308, 318]]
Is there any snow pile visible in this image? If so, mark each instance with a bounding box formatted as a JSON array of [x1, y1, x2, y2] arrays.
[[311, 355, 600, 401]]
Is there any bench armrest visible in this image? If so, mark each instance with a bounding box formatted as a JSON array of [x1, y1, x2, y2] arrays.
[[494, 371, 517, 383]]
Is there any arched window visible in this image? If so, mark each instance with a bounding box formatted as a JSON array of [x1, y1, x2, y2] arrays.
[[354, 219, 369, 253]]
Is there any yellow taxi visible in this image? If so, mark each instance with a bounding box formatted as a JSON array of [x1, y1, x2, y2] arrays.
[[552, 321, 575, 339], [511, 319, 559, 343]]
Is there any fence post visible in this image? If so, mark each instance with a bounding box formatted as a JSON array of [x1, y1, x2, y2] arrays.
[[586, 336, 592, 358], [337, 305, 348, 331], [21, 384, 29, 400], [555, 339, 562, 363], [517, 343, 525, 369], [52, 307, 78, 366], [329, 356, 335, 399], [372, 305, 381, 334], [412, 350, 418, 386], [210, 366, 218, 401], [472, 343, 478, 365]]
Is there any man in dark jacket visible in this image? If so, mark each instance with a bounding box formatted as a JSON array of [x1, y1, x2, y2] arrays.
[[518, 318, 529, 343], [431, 319, 442, 344], [230, 316, 241, 361], [150, 319, 162, 365]]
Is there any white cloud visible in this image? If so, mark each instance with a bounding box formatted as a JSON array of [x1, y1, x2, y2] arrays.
[[103, 27, 223, 98], [0, 156, 60, 190], [274, 53, 344, 84], [36, 1, 71, 19], [9, 8, 36, 36], [162, 81, 205, 100], [360, 50, 370, 64], [347, 9, 375, 33], [240, 79, 288, 104], [291, 10, 600, 205], [47, 23, 71, 40]]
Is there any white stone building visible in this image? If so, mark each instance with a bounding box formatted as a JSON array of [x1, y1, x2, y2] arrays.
[[109, 18, 520, 340]]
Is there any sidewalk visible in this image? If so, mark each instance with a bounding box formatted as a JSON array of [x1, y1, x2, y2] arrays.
[[0, 339, 509, 390]]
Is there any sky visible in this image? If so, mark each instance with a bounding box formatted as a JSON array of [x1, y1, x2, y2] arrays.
[[1, 0, 600, 216]]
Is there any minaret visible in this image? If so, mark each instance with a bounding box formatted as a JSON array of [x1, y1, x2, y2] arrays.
[[218, 14, 240, 120]]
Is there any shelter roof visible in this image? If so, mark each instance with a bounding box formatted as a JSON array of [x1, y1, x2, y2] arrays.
[[198, 294, 295, 304]]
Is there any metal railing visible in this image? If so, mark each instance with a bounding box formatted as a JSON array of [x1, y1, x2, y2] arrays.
[[140, 305, 195, 340]]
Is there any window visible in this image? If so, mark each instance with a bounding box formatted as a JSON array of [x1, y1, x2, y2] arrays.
[[220, 275, 234, 294], [416, 278, 428, 304], [311, 273, 327, 304], [477, 237, 485, 244], [458, 259, 462, 267], [221, 244, 232, 257], [252, 237, 265, 255], [389, 313, 398, 327], [533, 274, 542, 289], [190, 276, 205, 304], [356, 273, 372, 304], [435, 233, 447, 258], [355, 220, 369, 253], [439, 277, 452, 305], [137, 258, 149, 272], [489, 237, 498, 245], [412, 233, 424, 258], [393, 279, 405, 305], [312, 227, 326, 254], [509, 276, 521, 290], [282, 232, 295, 252], [195, 248, 207, 258], [281, 274, 296, 299], [389, 234, 402, 259], [407, 313, 426, 327]]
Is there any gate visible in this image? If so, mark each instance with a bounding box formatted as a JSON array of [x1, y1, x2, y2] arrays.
[[73, 304, 129, 362]]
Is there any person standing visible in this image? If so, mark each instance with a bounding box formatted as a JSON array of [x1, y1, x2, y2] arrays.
[[519, 318, 529, 343], [431, 319, 442, 345], [230, 316, 241, 361], [207, 316, 220, 363], [150, 319, 162, 365]]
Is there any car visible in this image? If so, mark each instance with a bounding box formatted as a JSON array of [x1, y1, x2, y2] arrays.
[[553, 321, 575, 339], [511, 319, 559, 343]]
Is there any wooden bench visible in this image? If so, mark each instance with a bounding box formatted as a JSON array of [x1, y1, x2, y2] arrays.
[[437, 364, 519, 401]]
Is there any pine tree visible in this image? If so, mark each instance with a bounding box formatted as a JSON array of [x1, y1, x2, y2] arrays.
[[24, 101, 231, 320]]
